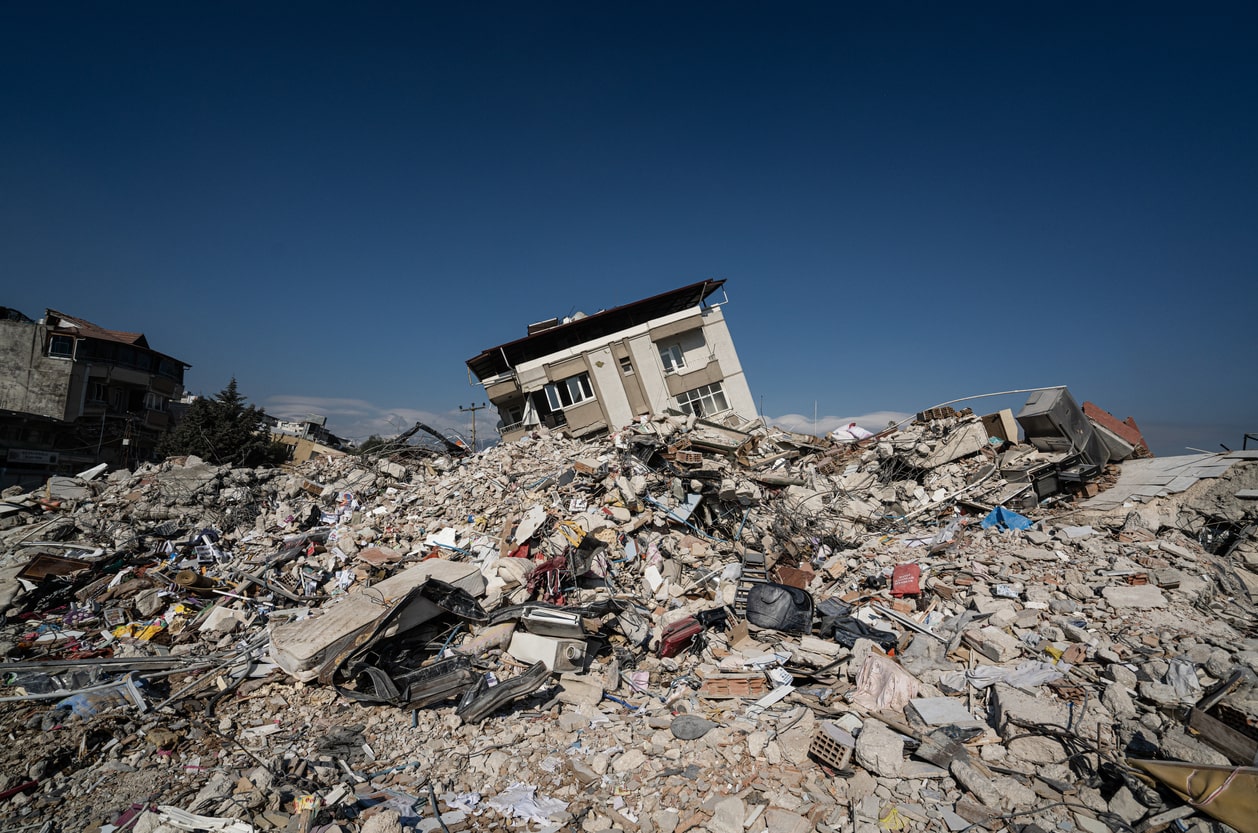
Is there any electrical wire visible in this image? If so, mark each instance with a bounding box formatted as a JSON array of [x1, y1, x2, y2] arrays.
[[426, 783, 452, 833]]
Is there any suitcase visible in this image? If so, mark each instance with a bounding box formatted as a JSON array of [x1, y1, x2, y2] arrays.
[[659, 616, 702, 658]]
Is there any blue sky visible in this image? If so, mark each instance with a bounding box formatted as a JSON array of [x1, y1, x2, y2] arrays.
[[3, 3, 1255, 455]]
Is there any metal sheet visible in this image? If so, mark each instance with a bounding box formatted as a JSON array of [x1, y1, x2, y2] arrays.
[[16, 553, 93, 581]]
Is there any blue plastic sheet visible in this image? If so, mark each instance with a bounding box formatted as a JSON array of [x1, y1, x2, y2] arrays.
[[54, 675, 146, 719], [981, 506, 1033, 531]]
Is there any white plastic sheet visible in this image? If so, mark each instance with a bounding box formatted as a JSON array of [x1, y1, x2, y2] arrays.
[[485, 783, 569, 825], [938, 660, 1066, 692], [831, 423, 874, 442], [849, 653, 920, 712]]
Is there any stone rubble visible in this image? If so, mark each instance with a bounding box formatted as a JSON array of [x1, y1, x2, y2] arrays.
[[0, 408, 1255, 833]]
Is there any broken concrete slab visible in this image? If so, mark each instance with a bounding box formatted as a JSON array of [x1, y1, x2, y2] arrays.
[[269, 559, 485, 681], [1102, 584, 1168, 609]]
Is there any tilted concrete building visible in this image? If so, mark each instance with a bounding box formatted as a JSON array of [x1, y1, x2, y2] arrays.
[[266, 413, 347, 464], [466, 280, 756, 442], [0, 307, 189, 481]]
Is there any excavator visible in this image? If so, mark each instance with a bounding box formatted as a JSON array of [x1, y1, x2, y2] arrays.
[[389, 420, 471, 457]]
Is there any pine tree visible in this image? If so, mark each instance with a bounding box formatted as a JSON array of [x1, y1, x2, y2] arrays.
[[159, 378, 288, 467]]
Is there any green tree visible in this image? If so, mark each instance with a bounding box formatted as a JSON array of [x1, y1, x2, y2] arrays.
[[159, 378, 288, 467], [357, 434, 391, 455]]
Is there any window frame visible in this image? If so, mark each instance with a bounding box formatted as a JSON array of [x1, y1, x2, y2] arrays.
[[676, 382, 729, 418], [543, 371, 595, 411], [658, 343, 686, 374], [48, 335, 74, 358]]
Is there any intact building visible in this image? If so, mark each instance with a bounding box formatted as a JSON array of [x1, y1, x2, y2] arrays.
[[0, 307, 189, 483], [466, 280, 757, 442]]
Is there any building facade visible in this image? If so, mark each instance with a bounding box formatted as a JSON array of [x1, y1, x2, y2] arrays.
[[267, 413, 347, 464], [0, 307, 189, 484], [466, 280, 757, 443]]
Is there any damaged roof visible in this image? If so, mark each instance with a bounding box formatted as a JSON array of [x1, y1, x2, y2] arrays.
[[46, 308, 148, 347], [44, 308, 191, 367], [466, 278, 726, 380]]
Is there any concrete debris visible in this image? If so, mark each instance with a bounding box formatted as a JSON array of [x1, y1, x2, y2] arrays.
[[0, 391, 1255, 833], [853, 718, 904, 778]]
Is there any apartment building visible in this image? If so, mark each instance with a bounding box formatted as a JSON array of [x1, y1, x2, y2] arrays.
[[466, 280, 756, 442], [0, 307, 189, 481]]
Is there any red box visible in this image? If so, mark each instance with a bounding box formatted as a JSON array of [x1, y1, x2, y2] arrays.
[[891, 563, 921, 597]]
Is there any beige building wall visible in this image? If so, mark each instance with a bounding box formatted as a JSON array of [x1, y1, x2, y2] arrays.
[[694, 311, 756, 417], [584, 345, 635, 429], [503, 303, 756, 435], [274, 434, 346, 464]]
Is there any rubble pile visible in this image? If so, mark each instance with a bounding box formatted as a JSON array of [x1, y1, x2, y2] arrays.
[[1, 404, 1256, 833]]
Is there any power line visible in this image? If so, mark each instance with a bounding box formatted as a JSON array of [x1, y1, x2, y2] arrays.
[[459, 402, 488, 451]]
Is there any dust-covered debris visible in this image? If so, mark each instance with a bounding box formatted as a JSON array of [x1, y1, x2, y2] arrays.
[[1, 391, 1255, 833]]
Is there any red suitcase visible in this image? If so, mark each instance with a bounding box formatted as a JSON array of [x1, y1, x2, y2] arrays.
[[659, 616, 702, 657]]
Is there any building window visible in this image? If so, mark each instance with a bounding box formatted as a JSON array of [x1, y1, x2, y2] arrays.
[[677, 382, 729, 418], [618, 356, 634, 375], [48, 335, 74, 358], [144, 391, 167, 412], [89, 382, 107, 403], [157, 358, 183, 382], [543, 372, 595, 411], [109, 388, 125, 412], [659, 343, 686, 374]]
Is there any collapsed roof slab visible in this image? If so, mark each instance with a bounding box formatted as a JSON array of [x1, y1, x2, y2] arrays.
[[269, 558, 485, 682]]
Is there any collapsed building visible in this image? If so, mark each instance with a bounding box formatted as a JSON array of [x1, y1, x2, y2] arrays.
[[0, 386, 1255, 833], [466, 280, 757, 442], [0, 307, 190, 487], [266, 415, 349, 465]]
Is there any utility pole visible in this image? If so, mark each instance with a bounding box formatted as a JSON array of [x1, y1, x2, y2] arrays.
[[121, 418, 133, 468], [459, 402, 488, 451]]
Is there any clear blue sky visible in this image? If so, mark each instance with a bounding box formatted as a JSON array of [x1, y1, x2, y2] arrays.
[[3, 3, 1255, 454]]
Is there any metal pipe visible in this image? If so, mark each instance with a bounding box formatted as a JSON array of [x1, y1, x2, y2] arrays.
[[0, 655, 216, 672]]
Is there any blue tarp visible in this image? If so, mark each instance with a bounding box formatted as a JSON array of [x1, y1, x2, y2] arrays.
[[981, 506, 1033, 531]]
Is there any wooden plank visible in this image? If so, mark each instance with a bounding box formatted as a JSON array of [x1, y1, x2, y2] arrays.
[[1188, 707, 1258, 765]]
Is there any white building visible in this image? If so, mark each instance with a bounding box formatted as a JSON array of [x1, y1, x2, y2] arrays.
[[466, 280, 757, 442]]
